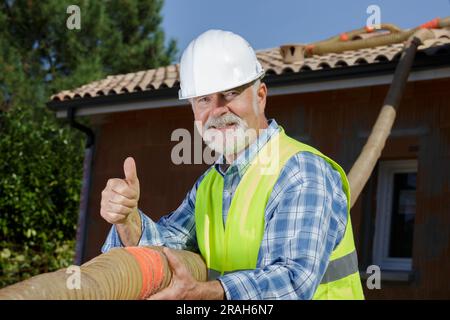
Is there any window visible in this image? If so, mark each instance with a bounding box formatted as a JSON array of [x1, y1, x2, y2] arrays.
[[373, 160, 418, 271]]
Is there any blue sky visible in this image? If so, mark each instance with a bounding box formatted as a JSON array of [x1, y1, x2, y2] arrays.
[[161, 0, 450, 60]]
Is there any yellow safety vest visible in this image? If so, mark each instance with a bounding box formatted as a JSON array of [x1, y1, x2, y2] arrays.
[[195, 128, 365, 299]]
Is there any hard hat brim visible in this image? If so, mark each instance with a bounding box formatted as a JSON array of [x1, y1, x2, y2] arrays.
[[178, 70, 265, 100]]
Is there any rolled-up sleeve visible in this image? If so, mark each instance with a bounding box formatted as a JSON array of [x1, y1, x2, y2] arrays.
[[218, 152, 348, 300]]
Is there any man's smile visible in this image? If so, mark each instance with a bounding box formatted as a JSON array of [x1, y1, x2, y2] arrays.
[[209, 122, 238, 131]]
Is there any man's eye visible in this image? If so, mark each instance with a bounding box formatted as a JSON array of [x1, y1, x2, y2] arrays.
[[224, 91, 239, 99], [198, 96, 210, 103]]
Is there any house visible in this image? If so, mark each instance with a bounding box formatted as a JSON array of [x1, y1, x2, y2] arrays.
[[47, 26, 450, 299]]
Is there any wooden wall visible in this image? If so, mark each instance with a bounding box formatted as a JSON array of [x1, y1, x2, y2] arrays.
[[83, 77, 450, 299]]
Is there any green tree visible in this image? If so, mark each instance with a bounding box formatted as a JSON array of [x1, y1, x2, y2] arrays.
[[0, 0, 177, 287]]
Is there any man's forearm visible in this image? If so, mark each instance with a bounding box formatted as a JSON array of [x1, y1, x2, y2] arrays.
[[116, 208, 142, 246]]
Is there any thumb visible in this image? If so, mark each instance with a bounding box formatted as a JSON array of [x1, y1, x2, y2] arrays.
[[163, 247, 184, 277], [123, 157, 139, 187]]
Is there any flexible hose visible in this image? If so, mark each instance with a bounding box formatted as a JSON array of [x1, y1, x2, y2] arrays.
[[279, 20, 443, 207], [312, 23, 403, 46], [306, 29, 416, 56], [0, 246, 207, 300], [280, 17, 449, 62], [306, 17, 448, 57], [347, 29, 434, 208]]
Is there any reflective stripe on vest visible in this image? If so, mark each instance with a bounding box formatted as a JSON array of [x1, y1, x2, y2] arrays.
[[207, 269, 251, 281], [207, 251, 359, 284], [320, 250, 358, 284], [195, 128, 365, 299]]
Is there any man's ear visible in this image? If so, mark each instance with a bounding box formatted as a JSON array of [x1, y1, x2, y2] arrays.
[[258, 82, 268, 114]]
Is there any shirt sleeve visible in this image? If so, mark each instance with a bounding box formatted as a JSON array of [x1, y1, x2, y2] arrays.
[[218, 152, 348, 300], [101, 169, 212, 254]]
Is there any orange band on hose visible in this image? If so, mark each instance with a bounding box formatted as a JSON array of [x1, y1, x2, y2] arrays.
[[419, 18, 439, 29], [305, 44, 315, 56], [125, 247, 165, 299], [339, 33, 349, 41], [365, 26, 374, 33]]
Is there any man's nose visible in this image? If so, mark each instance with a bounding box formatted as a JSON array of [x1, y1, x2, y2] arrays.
[[210, 95, 229, 118]]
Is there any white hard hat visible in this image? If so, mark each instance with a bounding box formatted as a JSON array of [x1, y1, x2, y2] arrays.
[[178, 29, 265, 100]]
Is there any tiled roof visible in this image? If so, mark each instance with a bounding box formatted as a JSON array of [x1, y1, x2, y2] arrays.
[[50, 29, 450, 102]]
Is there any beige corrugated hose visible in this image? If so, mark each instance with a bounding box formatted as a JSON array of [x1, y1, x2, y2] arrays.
[[0, 246, 207, 300], [347, 29, 434, 207], [279, 18, 449, 206], [280, 17, 449, 63], [306, 17, 449, 57]]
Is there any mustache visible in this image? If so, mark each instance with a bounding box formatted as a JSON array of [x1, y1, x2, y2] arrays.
[[204, 113, 244, 130]]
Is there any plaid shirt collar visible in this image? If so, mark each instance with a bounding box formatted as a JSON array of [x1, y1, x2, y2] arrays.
[[214, 119, 280, 178]]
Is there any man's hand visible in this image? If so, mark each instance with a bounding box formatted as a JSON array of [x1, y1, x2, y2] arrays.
[[148, 247, 225, 300], [100, 157, 141, 246]]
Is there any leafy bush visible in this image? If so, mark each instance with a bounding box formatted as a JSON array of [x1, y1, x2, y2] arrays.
[[0, 240, 75, 288], [0, 103, 84, 287]]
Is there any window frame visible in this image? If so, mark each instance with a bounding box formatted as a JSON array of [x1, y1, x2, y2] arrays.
[[372, 159, 418, 271]]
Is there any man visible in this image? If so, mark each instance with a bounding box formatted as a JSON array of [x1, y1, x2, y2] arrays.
[[101, 30, 364, 300]]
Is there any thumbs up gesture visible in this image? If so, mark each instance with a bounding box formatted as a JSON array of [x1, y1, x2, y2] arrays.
[[100, 157, 140, 225]]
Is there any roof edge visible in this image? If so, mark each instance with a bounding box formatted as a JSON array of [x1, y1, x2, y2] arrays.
[[49, 53, 450, 118]]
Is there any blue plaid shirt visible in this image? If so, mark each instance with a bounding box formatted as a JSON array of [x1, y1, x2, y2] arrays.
[[102, 119, 348, 300]]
